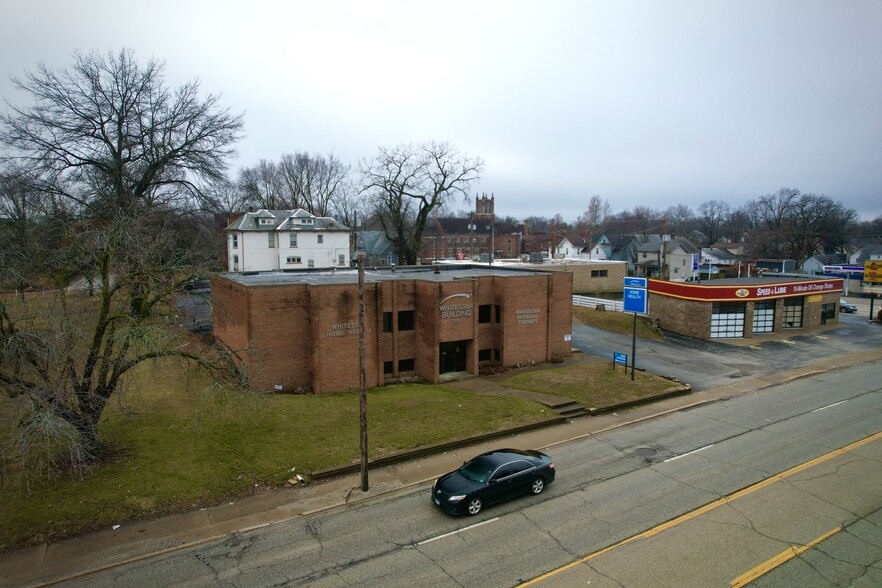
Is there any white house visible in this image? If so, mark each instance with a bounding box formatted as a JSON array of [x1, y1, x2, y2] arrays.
[[225, 209, 351, 272], [556, 233, 612, 260]]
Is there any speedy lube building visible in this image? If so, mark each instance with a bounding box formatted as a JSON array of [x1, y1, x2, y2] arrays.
[[647, 276, 843, 339]]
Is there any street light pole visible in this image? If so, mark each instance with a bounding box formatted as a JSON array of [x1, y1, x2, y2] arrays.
[[356, 238, 368, 491]]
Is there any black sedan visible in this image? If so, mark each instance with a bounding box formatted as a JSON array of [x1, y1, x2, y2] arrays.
[[431, 448, 555, 516]]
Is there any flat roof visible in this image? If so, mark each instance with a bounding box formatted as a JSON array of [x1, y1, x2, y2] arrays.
[[660, 275, 838, 286], [217, 264, 554, 287]]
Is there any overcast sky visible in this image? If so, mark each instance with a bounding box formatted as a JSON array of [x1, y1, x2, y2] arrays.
[[2, 0, 881, 222]]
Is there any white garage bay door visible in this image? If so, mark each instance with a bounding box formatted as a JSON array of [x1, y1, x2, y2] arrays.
[[711, 301, 746, 338]]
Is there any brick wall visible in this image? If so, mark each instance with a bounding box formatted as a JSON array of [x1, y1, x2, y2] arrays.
[[212, 270, 574, 393]]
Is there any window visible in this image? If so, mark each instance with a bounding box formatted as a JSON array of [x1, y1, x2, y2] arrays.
[[317, 234, 324, 244], [383, 361, 393, 374], [259, 218, 274, 226], [338, 254, 345, 266], [509, 460, 534, 475], [268, 233, 276, 248], [289, 233, 298, 247], [494, 305, 501, 323], [398, 310, 415, 331], [300, 218, 313, 225], [307, 259, 315, 268], [398, 358, 415, 372], [479, 304, 492, 323], [383, 312, 392, 332], [478, 348, 492, 361], [232, 254, 239, 271], [286, 256, 302, 264], [231, 234, 238, 249], [591, 270, 608, 278]]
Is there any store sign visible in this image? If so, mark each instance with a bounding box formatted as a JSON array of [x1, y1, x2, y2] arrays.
[[516, 307, 541, 325], [648, 277, 843, 302], [865, 261, 882, 283], [439, 292, 473, 319]]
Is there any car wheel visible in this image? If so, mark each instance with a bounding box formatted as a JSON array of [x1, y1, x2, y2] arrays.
[[466, 497, 482, 516], [531, 477, 545, 495]]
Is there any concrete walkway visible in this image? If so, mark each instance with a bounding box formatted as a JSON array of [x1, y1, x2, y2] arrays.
[[2, 347, 881, 587]]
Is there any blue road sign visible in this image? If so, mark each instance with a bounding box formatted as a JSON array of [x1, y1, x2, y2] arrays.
[[623, 286, 648, 314], [613, 352, 628, 365], [623, 277, 648, 288]]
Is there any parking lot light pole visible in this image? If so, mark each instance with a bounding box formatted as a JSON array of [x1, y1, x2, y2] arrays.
[[357, 238, 368, 491]]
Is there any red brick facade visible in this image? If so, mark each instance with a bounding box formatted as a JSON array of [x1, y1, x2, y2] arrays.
[[212, 267, 573, 393]]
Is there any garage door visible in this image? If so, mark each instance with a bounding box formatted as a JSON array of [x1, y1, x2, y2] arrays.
[[752, 300, 775, 333], [711, 301, 746, 338]]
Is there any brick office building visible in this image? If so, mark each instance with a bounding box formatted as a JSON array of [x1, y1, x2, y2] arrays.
[[211, 265, 573, 393], [647, 276, 843, 339]]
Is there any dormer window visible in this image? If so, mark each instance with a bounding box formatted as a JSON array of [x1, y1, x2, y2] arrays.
[[300, 218, 313, 225], [259, 218, 275, 226]]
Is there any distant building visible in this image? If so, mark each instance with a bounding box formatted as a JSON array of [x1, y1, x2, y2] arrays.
[[225, 209, 351, 272], [420, 194, 522, 262]]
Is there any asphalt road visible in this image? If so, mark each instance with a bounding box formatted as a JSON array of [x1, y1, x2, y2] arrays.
[[572, 310, 881, 391], [69, 357, 882, 587]]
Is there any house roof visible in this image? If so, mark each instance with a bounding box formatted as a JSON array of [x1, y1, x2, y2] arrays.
[[856, 245, 882, 263], [226, 209, 350, 232], [702, 247, 737, 261]]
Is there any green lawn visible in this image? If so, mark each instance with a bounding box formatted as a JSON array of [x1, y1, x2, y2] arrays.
[[503, 359, 678, 409], [573, 306, 664, 339], [0, 360, 549, 551]]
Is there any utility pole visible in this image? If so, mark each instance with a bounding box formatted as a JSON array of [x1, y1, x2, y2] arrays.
[[356, 238, 368, 492], [661, 217, 668, 280]]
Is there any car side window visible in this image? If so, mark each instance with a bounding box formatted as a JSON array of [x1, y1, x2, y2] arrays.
[[509, 460, 534, 475], [492, 465, 513, 480]]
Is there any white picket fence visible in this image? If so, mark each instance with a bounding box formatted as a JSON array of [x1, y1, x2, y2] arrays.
[[572, 295, 624, 312]]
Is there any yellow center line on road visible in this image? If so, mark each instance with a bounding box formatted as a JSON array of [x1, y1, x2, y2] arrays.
[[521, 430, 882, 586], [729, 527, 841, 587]]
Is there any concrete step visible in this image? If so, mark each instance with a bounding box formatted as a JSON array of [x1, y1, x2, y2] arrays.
[[552, 401, 589, 419]]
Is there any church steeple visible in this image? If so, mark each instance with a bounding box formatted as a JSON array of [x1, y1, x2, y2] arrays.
[[475, 192, 495, 221]]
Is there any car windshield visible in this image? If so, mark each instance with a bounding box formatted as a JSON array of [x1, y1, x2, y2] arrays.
[[459, 457, 495, 483]]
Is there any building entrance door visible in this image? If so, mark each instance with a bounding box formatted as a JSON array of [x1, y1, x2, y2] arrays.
[[439, 341, 468, 374]]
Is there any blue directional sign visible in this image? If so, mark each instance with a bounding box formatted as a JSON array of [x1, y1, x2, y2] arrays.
[[623, 286, 648, 314], [623, 277, 648, 288], [613, 352, 628, 365]]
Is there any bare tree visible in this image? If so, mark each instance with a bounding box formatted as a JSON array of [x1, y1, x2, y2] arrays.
[[361, 141, 483, 264], [662, 203, 695, 236], [577, 195, 610, 232], [1, 49, 242, 215], [237, 159, 285, 210], [783, 194, 857, 264], [0, 49, 243, 474], [278, 152, 351, 216], [697, 200, 731, 246]]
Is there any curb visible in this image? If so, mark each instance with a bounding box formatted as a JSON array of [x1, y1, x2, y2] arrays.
[[587, 383, 693, 416]]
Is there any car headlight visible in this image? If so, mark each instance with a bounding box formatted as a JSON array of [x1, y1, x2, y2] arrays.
[[448, 495, 466, 503]]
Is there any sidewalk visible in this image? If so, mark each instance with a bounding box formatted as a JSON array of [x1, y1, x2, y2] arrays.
[[3, 347, 881, 587]]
